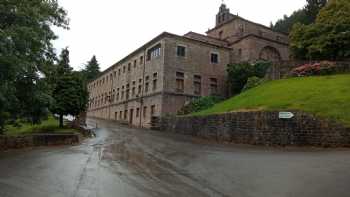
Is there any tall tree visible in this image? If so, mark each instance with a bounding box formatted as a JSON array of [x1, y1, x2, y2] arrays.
[[271, 0, 327, 33], [0, 0, 69, 133], [305, 0, 328, 23], [83, 55, 101, 81], [57, 47, 72, 75], [51, 48, 88, 127], [51, 74, 88, 127], [290, 0, 350, 60]]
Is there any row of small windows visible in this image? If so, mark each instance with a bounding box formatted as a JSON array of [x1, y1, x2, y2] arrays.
[[88, 44, 161, 90], [114, 105, 156, 121], [175, 72, 218, 96], [88, 45, 220, 90], [176, 45, 219, 64], [88, 73, 158, 109]]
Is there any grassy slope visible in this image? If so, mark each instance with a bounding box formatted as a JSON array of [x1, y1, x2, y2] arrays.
[[194, 74, 350, 126], [5, 116, 77, 136]]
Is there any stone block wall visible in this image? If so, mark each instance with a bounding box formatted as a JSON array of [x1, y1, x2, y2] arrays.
[[0, 134, 81, 151], [158, 111, 350, 147]]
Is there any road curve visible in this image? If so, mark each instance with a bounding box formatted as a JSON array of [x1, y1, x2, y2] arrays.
[[0, 118, 350, 197]]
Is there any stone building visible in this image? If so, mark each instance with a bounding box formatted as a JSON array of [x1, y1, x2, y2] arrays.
[[87, 4, 289, 127]]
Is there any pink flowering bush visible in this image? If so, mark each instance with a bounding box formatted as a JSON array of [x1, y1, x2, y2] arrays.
[[291, 61, 337, 77]]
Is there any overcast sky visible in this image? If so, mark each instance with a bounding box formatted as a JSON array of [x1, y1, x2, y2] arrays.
[[53, 0, 306, 71]]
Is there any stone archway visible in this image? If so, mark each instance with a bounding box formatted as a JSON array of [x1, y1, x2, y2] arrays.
[[259, 46, 281, 62]]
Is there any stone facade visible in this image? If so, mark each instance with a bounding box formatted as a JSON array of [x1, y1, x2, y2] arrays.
[[157, 111, 350, 147], [87, 4, 291, 127]]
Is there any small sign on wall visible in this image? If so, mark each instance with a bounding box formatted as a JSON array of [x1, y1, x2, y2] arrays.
[[279, 112, 294, 119]]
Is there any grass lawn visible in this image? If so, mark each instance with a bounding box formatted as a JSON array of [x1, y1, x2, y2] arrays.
[[4, 116, 77, 136], [194, 74, 350, 126]]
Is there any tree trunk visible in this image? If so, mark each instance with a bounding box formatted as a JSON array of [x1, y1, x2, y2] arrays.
[[59, 114, 64, 128]]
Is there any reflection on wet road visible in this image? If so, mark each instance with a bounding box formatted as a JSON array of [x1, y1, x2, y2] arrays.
[[1, 118, 350, 197]]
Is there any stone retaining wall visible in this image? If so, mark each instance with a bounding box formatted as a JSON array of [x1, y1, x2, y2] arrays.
[[157, 111, 350, 147], [0, 134, 81, 151]]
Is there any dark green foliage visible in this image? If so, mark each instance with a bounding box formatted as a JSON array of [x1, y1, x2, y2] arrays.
[[290, 0, 350, 60], [50, 49, 88, 128], [227, 61, 271, 95], [272, 10, 309, 33], [271, 0, 327, 33], [0, 0, 68, 133], [305, 0, 328, 23], [242, 77, 265, 92], [178, 96, 223, 115], [51, 73, 88, 127], [57, 47, 72, 75], [83, 55, 101, 81]]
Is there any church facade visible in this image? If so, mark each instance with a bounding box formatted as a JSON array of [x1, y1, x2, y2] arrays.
[[87, 4, 289, 127]]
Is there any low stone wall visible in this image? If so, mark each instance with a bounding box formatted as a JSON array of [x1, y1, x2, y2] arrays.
[[158, 111, 350, 147], [0, 134, 81, 151]]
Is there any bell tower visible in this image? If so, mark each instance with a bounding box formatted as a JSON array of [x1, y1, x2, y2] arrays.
[[216, 3, 233, 27]]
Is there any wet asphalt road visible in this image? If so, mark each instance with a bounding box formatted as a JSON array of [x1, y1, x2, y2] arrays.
[[0, 119, 350, 197]]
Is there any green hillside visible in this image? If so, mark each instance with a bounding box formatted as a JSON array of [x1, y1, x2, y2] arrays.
[[194, 74, 350, 126]]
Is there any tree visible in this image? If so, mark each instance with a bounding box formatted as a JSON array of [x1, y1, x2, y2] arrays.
[[51, 49, 88, 127], [83, 55, 101, 81], [0, 0, 69, 133], [290, 0, 350, 60], [305, 0, 328, 23], [51, 73, 88, 128], [57, 47, 73, 75], [271, 0, 327, 33], [227, 61, 271, 95]]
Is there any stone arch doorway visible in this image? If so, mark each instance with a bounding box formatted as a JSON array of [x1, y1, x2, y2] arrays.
[[259, 46, 281, 62]]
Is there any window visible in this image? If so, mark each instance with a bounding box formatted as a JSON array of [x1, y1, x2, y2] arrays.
[[211, 53, 219, 64], [145, 82, 149, 93], [119, 111, 123, 120], [153, 73, 158, 91], [143, 106, 147, 118], [126, 89, 129, 100], [115, 112, 118, 120], [153, 79, 157, 91], [177, 46, 186, 57], [128, 63, 131, 72], [147, 44, 161, 61], [151, 105, 156, 116], [210, 78, 218, 95], [136, 108, 140, 118], [132, 87, 136, 96], [123, 66, 126, 73], [124, 110, 128, 120], [118, 69, 121, 75], [138, 85, 142, 94], [219, 31, 223, 39], [134, 60, 137, 68], [140, 56, 144, 65], [176, 72, 184, 93], [194, 75, 201, 95]]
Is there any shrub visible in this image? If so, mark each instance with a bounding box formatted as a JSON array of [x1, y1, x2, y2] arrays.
[[242, 76, 265, 91], [178, 96, 223, 115], [291, 61, 337, 77], [227, 61, 271, 94]]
